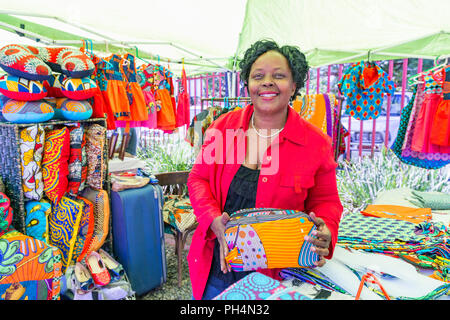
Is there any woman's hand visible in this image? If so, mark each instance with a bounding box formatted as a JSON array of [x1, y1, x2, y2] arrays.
[[210, 212, 231, 273], [305, 212, 332, 267]]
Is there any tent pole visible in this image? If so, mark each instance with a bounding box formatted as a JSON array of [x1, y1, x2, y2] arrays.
[[0, 21, 53, 44], [323, 31, 449, 66]]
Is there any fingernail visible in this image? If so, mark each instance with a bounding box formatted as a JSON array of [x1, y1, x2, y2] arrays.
[[304, 235, 310, 241], [312, 230, 317, 236], [311, 247, 316, 252]]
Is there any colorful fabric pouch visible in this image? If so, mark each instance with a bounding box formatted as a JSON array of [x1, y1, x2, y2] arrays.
[[19, 125, 45, 200], [85, 124, 106, 190], [3, 99, 54, 123], [52, 98, 93, 121], [0, 75, 47, 101], [0, 192, 13, 237], [0, 44, 52, 81], [60, 76, 97, 100], [214, 272, 311, 300], [42, 127, 71, 203], [67, 126, 87, 196], [80, 187, 110, 253], [224, 208, 319, 272], [162, 195, 196, 233], [24, 200, 51, 243], [71, 196, 95, 263], [0, 229, 63, 300], [48, 195, 83, 271], [26, 46, 95, 79]]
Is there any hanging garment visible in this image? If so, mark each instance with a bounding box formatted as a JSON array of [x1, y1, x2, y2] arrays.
[[391, 87, 450, 169], [175, 67, 190, 128], [410, 71, 450, 153], [155, 88, 176, 131], [102, 54, 132, 122], [338, 61, 395, 120], [430, 65, 450, 146], [119, 53, 148, 122], [91, 56, 116, 130]]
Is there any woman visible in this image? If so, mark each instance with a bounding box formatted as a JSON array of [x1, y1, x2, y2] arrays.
[[187, 40, 343, 300]]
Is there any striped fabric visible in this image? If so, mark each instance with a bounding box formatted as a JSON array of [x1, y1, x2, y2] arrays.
[[224, 208, 319, 271]]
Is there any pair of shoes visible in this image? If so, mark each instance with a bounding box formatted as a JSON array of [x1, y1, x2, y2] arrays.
[[99, 249, 125, 282], [85, 249, 125, 286]]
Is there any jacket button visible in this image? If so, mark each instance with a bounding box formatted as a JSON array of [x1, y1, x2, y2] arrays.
[[266, 156, 272, 161], [262, 177, 268, 183]]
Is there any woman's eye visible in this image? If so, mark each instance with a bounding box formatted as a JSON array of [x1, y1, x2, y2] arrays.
[[252, 73, 263, 80], [274, 73, 285, 79]]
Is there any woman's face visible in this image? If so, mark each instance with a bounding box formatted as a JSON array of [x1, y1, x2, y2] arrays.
[[248, 50, 296, 116]]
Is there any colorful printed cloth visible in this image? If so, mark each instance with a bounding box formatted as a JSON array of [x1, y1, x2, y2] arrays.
[[214, 272, 311, 300], [48, 196, 83, 271], [42, 127, 70, 203], [67, 126, 87, 196], [224, 209, 319, 271], [163, 195, 196, 233], [391, 86, 450, 168], [409, 190, 450, 210], [71, 196, 95, 263], [338, 61, 395, 120], [25, 200, 51, 243], [19, 125, 45, 201], [361, 204, 432, 224], [0, 192, 13, 237], [0, 229, 62, 300], [85, 124, 106, 190]]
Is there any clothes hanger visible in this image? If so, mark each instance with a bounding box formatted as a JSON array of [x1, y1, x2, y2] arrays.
[[408, 55, 448, 86]]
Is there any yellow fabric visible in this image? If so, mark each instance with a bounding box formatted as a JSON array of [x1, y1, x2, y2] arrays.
[[252, 218, 314, 268]]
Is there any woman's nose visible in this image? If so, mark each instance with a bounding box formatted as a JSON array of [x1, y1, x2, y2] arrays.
[[261, 76, 275, 86]]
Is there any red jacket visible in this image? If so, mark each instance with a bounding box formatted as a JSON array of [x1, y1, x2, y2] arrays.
[[187, 104, 343, 300]]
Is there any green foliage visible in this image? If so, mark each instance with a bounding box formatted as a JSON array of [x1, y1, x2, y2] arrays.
[[137, 139, 195, 174], [336, 147, 450, 214]]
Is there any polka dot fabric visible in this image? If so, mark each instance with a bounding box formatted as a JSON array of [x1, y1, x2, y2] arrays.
[[214, 272, 311, 300], [224, 208, 319, 271]]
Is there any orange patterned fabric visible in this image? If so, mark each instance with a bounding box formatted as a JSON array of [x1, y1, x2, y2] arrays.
[[361, 204, 432, 224], [42, 127, 70, 203]]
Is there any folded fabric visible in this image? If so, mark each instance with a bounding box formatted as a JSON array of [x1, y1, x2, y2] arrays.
[[48, 195, 84, 271], [0, 192, 13, 237], [110, 174, 149, 192], [214, 272, 310, 300], [409, 190, 450, 210], [19, 125, 45, 201], [25, 200, 51, 243], [224, 208, 319, 272], [361, 204, 432, 224]]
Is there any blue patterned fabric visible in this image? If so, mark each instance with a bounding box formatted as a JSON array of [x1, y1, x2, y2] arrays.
[[339, 61, 395, 120]]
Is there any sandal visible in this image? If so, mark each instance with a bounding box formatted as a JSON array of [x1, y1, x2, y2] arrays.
[[99, 249, 125, 282], [85, 251, 111, 286], [74, 262, 95, 292]]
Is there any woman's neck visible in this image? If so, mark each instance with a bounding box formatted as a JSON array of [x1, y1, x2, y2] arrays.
[[252, 108, 288, 130]]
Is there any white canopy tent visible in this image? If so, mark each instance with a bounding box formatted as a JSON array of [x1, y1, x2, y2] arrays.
[[0, 0, 449, 76]]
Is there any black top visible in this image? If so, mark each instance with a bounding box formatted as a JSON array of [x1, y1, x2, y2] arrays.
[[209, 164, 260, 284]]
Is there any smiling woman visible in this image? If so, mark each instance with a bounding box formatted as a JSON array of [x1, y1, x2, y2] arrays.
[[187, 39, 343, 300]]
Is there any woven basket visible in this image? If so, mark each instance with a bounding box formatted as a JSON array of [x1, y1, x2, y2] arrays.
[[0, 118, 110, 243]]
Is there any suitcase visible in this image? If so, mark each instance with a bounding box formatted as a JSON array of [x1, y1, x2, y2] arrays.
[[111, 183, 167, 296]]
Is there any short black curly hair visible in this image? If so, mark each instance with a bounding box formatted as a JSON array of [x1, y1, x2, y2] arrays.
[[238, 39, 309, 100]]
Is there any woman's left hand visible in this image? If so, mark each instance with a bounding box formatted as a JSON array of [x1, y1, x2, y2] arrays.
[[305, 212, 332, 267]]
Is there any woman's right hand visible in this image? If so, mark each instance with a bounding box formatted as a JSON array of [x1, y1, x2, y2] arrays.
[[210, 212, 231, 274]]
